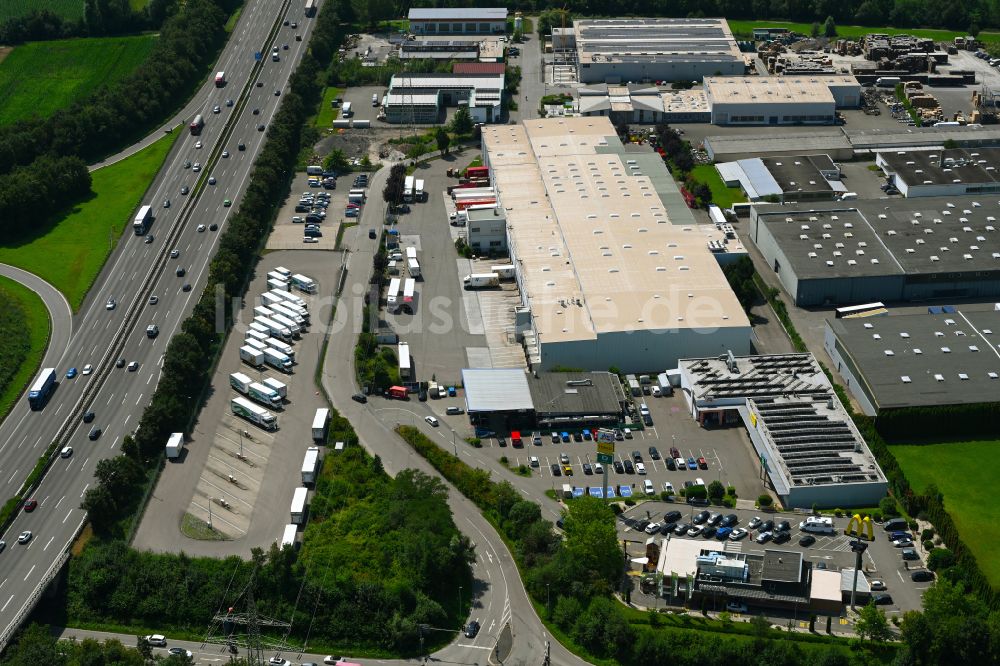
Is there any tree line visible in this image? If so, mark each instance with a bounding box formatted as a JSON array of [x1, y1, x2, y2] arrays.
[[5, 623, 195, 666], [0, 0, 175, 46]]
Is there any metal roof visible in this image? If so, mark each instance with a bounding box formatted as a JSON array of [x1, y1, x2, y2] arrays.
[[527, 372, 624, 416], [408, 7, 508, 20], [462, 368, 533, 412]]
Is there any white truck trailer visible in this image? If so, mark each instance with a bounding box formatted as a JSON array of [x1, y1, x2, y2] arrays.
[[249, 382, 283, 409], [463, 273, 499, 289], [290, 486, 308, 524], [291, 273, 317, 294], [301, 446, 321, 484], [239, 345, 265, 368], [253, 316, 293, 342], [231, 396, 277, 430], [166, 432, 184, 459], [263, 337, 295, 362], [230, 372, 253, 395], [262, 377, 287, 399], [280, 523, 298, 549], [263, 347, 293, 372], [312, 408, 330, 441], [269, 311, 301, 337]]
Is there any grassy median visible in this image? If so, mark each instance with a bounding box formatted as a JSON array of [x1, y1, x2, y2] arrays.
[[0, 276, 51, 421]]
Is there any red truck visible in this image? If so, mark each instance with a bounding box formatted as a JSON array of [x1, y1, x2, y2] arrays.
[[388, 386, 408, 399], [215, 71, 226, 87]]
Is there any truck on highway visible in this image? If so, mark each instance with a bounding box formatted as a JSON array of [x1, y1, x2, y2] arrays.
[[463, 273, 499, 289], [215, 71, 226, 87], [249, 381, 283, 409], [291, 273, 317, 294], [270, 288, 307, 309], [262, 377, 287, 399], [263, 337, 295, 362], [269, 312, 301, 337], [239, 345, 265, 368], [263, 347, 293, 372], [27, 368, 56, 410], [190, 114, 204, 135], [231, 396, 277, 430], [230, 372, 253, 395], [301, 446, 321, 484], [133, 205, 153, 235], [253, 316, 293, 342], [290, 486, 308, 524], [312, 408, 330, 440], [166, 432, 184, 459]]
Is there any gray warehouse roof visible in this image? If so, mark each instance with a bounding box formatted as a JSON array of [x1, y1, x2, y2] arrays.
[[408, 8, 508, 20], [527, 372, 625, 416], [574, 17, 742, 65], [879, 147, 1000, 187], [681, 353, 835, 405], [826, 309, 1000, 410], [462, 368, 533, 412]]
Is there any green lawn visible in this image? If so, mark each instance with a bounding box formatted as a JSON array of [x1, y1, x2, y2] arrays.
[[0, 277, 51, 422], [689, 164, 747, 209], [0, 36, 157, 125], [892, 440, 1000, 587], [224, 7, 242, 32], [314, 86, 344, 127], [727, 19, 1000, 46], [0, 130, 179, 309]]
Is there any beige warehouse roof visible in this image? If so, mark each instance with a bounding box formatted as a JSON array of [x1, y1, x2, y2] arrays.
[[482, 117, 747, 346], [704, 76, 856, 105]]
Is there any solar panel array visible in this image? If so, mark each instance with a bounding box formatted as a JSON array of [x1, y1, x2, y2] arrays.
[[686, 353, 823, 400]]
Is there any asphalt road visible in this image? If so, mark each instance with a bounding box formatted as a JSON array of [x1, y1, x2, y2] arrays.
[[0, 264, 74, 374], [0, 0, 323, 648]]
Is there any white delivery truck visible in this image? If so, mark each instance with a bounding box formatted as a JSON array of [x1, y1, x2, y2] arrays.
[[415, 179, 425, 202], [239, 345, 265, 368], [291, 273, 317, 293], [403, 176, 415, 203], [341, 101, 353, 117], [262, 377, 287, 399], [253, 316, 293, 342], [306, 165, 323, 176], [301, 446, 321, 484], [280, 523, 298, 549], [263, 337, 295, 362], [312, 408, 330, 441], [407, 257, 421, 278], [799, 517, 836, 534], [230, 372, 253, 395], [270, 303, 306, 328], [491, 265, 515, 279], [263, 347, 293, 372], [561, 483, 573, 499], [273, 266, 291, 278], [249, 382, 283, 409], [267, 278, 289, 292], [166, 432, 184, 459], [270, 288, 306, 309], [231, 396, 277, 430], [269, 312, 301, 337], [290, 486, 308, 524], [463, 273, 499, 289]]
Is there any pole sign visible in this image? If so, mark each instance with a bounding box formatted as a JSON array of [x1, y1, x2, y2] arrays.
[[596, 437, 614, 464]]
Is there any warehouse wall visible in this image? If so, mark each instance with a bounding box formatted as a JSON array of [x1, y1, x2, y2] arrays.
[[710, 99, 834, 125], [578, 59, 744, 84]]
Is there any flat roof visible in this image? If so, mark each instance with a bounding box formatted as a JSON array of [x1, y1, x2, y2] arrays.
[[761, 550, 803, 583], [761, 155, 839, 194], [388, 73, 504, 90], [754, 197, 1000, 277], [847, 126, 1000, 151], [680, 353, 833, 405], [705, 76, 840, 105], [574, 18, 741, 65], [527, 372, 624, 416], [482, 117, 748, 346], [705, 129, 852, 157], [461, 368, 533, 412], [879, 147, 1000, 187], [827, 308, 1000, 410], [408, 7, 508, 20]]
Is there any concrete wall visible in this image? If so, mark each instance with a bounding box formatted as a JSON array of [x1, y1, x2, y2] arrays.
[[784, 482, 888, 509], [747, 215, 802, 301], [710, 99, 835, 125], [468, 216, 506, 251], [578, 59, 743, 85], [823, 323, 878, 416]]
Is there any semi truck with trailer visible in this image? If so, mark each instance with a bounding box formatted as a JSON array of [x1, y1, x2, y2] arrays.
[[301, 446, 321, 484], [166, 432, 184, 459], [215, 71, 226, 87], [273, 266, 291, 278], [463, 273, 500, 289], [269, 288, 306, 309], [229, 372, 253, 395], [263, 337, 295, 362], [291, 273, 317, 293], [133, 205, 153, 235], [253, 316, 293, 341], [262, 377, 287, 399], [249, 381, 283, 409], [312, 408, 330, 440], [239, 345, 265, 368], [189, 114, 204, 135], [269, 312, 301, 337], [491, 265, 515, 279], [267, 278, 288, 292], [231, 396, 277, 430], [270, 303, 306, 327], [263, 347, 293, 372]]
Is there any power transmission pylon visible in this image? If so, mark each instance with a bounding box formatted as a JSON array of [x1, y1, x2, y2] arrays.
[[204, 568, 293, 665]]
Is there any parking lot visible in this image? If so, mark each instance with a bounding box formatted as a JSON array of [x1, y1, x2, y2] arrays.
[[133, 251, 339, 556], [267, 173, 345, 250]]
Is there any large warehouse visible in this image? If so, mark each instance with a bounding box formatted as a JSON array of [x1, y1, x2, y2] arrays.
[[568, 18, 744, 84], [481, 117, 751, 373], [748, 198, 1000, 306], [824, 308, 1000, 415], [704, 76, 861, 126], [407, 8, 508, 35], [383, 74, 503, 124], [876, 147, 1000, 197], [679, 352, 887, 508]]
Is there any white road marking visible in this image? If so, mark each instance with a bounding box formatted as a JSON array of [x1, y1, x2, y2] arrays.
[[55, 495, 64, 509], [43, 537, 54, 551], [135, 393, 143, 405], [23, 565, 35, 581], [80, 483, 89, 498], [1, 595, 13, 612], [63, 509, 73, 524], [6, 470, 16, 485]]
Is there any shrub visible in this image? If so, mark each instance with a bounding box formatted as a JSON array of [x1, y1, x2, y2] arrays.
[[624, 498, 636, 506], [921, 528, 935, 541], [757, 494, 773, 508], [927, 548, 956, 571], [725, 485, 736, 497], [879, 496, 899, 517], [722, 497, 736, 508]]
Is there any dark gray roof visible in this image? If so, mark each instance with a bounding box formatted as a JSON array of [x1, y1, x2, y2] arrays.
[[761, 155, 836, 194], [528, 372, 624, 416], [827, 308, 1000, 410], [761, 550, 803, 583], [880, 147, 1000, 187]]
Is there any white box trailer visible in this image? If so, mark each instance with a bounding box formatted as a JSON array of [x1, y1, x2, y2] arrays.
[[490, 265, 515, 280], [407, 257, 421, 278], [273, 266, 291, 278], [278, 300, 309, 321], [244, 338, 268, 352], [463, 273, 499, 289], [249, 381, 282, 409], [249, 321, 270, 336], [290, 486, 308, 524], [254, 305, 275, 320], [267, 278, 289, 292], [291, 273, 317, 294], [270, 288, 306, 309], [398, 342, 411, 379], [269, 312, 301, 337], [280, 523, 298, 549], [270, 303, 306, 327], [260, 292, 285, 309], [386, 276, 402, 313], [312, 408, 330, 441], [240, 345, 265, 367], [262, 377, 287, 399], [230, 372, 253, 394], [166, 432, 184, 459], [231, 396, 277, 430], [301, 446, 321, 484], [246, 329, 269, 344], [267, 271, 289, 284], [263, 347, 293, 372], [253, 316, 293, 341], [263, 337, 295, 362]]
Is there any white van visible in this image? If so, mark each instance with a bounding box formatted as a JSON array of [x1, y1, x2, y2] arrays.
[[695, 477, 706, 487], [643, 480, 655, 495], [372, 93, 379, 106]]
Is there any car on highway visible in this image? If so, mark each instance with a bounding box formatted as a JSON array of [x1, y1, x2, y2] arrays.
[[238, 142, 246, 150], [181, 185, 189, 195], [81, 364, 93, 375], [351, 393, 367, 403], [212, 105, 221, 114], [60, 446, 73, 458], [282, 43, 289, 49], [66, 367, 78, 379], [256, 81, 264, 87], [424, 415, 439, 427], [17, 531, 31, 544], [323, 658, 342, 666], [127, 361, 139, 372], [729, 528, 748, 541], [268, 658, 290, 666], [89, 426, 102, 440], [149, 295, 158, 305], [258, 124, 266, 131], [197, 224, 206, 232], [82, 410, 95, 423], [253, 108, 260, 115], [183, 160, 191, 169], [170, 249, 180, 258], [210, 223, 219, 231], [224, 199, 232, 207], [222, 150, 229, 158], [208, 176, 217, 185], [226, 99, 234, 107], [170, 648, 193, 658], [163, 199, 170, 208], [145, 234, 154, 244], [143, 636, 164, 648], [182, 284, 192, 292], [23, 499, 37, 512], [464, 621, 480, 638], [106, 297, 116, 310], [195, 141, 202, 149], [116, 358, 126, 368], [275, 89, 281, 96], [911, 570, 935, 582]]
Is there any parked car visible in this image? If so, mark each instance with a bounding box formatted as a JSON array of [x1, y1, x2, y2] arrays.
[[623, 460, 634, 474], [911, 570, 935, 582], [686, 457, 698, 470], [697, 456, 707, 469], [550, 464, 561, 477], [716, 527, 732, 540], [755, 531, 773, 544], [663, 510, 682, 523], [648, 446, 660, 460], [872, 593, 894, 605], [464, 621, 481, 638], [729, 528, 748, 541], [692, 510, 710, 525], [726, 602, 747, 613], [870, 580, 887, 591]]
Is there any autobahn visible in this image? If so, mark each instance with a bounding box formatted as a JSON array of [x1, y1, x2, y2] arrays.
[[0, 0, 322, 647]]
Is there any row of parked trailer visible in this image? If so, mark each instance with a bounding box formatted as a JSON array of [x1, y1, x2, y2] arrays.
[[231, 266, 317, 431]]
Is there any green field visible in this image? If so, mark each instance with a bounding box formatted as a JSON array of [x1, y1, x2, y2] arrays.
[[0, 277, 51, 422], [0, 36, 157, 125], [727, 19, 1000, 46], [688, 164, 747, 209], [314, 86, 344, 127], [0, 0, 84, 22], [0, 130, 179, 309], [892, 440, 1000, 587]]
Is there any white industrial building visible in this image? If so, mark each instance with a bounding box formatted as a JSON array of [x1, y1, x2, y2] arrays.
[[876, 146, 1000, 197], [383, 74, 503, 124], [566, 18, 744, 84], [481, 117, 751, 374], [578, 83, 711, 124], [704, 76, 860, 126], [407, 7, 508, 35]]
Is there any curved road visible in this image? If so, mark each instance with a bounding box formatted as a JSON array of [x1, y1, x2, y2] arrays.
[[0, 263, 74, 391]]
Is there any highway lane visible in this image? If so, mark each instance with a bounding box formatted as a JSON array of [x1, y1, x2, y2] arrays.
[[0, 0, 322, 647]]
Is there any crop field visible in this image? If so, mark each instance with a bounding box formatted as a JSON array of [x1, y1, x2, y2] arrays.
[[0, 35, 157, 125], [0, 130, 178, 309], [727, 20, 1000, 47], [892, 440, 1000, 588]]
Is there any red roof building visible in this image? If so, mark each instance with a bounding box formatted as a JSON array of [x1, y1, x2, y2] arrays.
[[453, 62, 506, 75]]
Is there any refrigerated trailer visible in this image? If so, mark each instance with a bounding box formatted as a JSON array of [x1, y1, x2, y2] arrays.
[[398, 342, 411, 379], [239, 346, 265, 368], [263, 337, 295, 362], [270, 303, 306, 328], [269, 312, 301, 337], [263, 347, 293, 372], [290, 486, 308, 524], [269, 289, 306, 309], [281, 523, 298, 549], [267, 278, 289, 292], [166, 432, 184, 459], [301, 446, 321, 484], [262, 377, 287, 399], [249, 381, 283, 409], [291, 273, 317, 294], [231, 396, 277, 430], [312, 408, 330, 441], [253, 316, 293, 342]]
